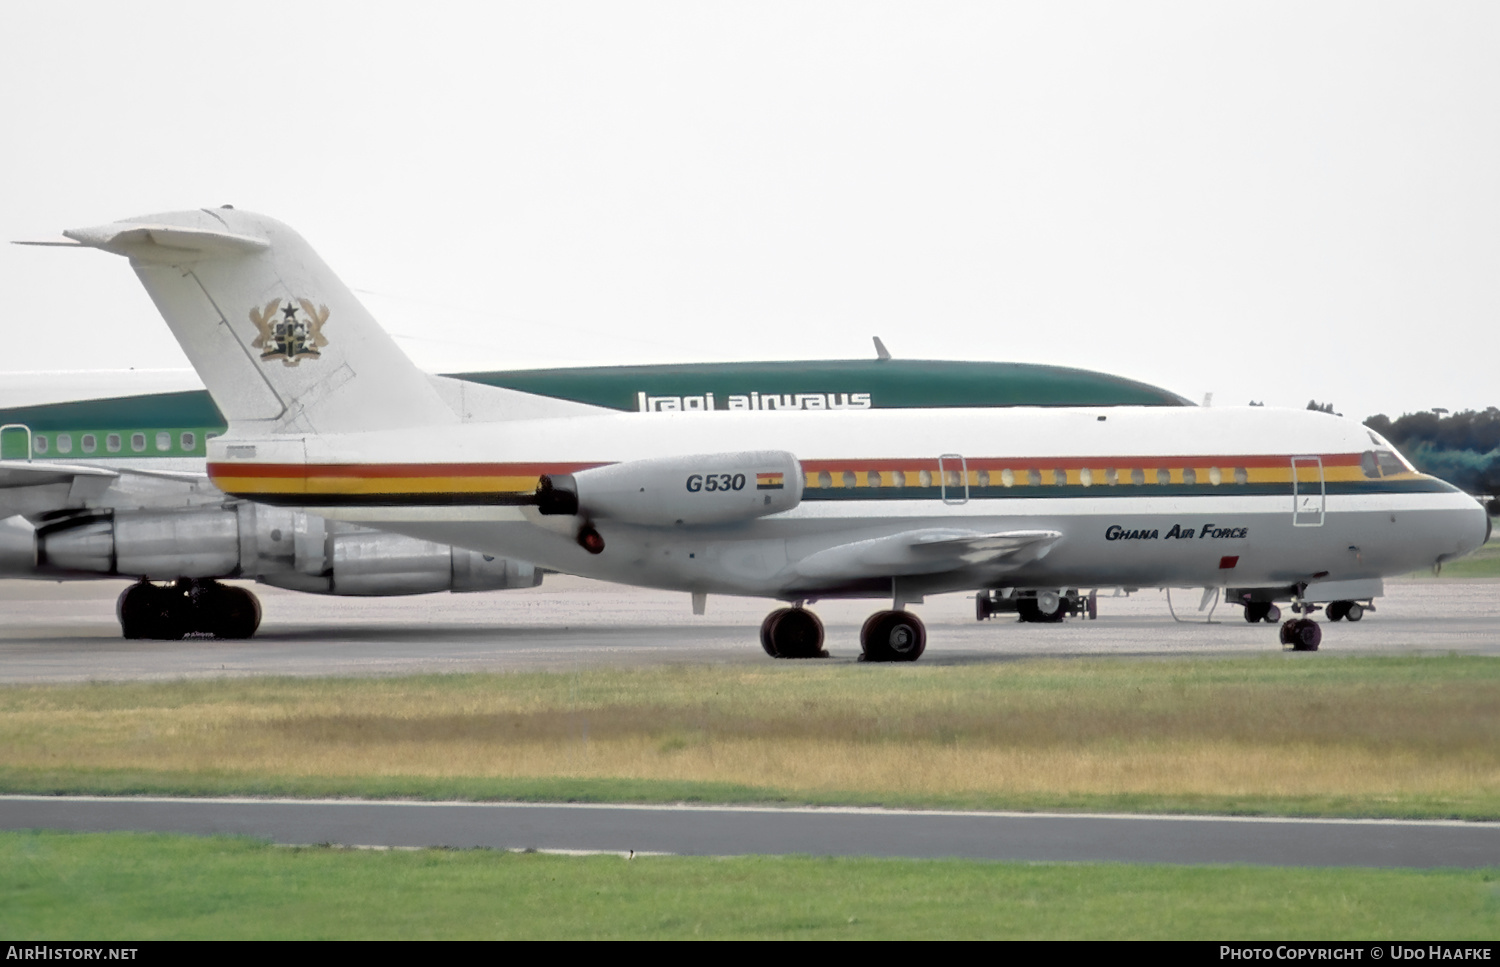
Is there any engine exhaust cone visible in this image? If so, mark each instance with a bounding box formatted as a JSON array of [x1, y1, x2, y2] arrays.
[[578, 525, 605, 555]]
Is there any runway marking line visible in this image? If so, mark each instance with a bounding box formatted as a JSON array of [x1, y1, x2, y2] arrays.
[[3, 795, 1495, 830]]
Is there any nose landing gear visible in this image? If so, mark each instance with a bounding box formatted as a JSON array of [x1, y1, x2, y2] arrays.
[[1279, 617, 1322, 651]]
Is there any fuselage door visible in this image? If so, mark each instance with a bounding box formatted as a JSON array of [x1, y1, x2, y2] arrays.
[[939, 453, 969, 505], [1291, 456, 1325, 527], [0, 424, 33, 461]]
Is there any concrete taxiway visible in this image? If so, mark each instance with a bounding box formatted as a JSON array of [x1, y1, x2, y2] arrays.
[[0, 575, 1497, 683], [3, 796, 1496, 868]]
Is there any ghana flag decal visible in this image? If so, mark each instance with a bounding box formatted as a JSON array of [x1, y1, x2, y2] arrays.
[[757, 471, 785, 490]]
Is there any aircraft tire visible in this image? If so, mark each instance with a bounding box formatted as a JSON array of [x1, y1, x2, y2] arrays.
[[759, 608, 791, 657], [1016, 597, 1065, 624], [1326, 601, 1348, 621], [204, 586, 262, 639], [1344, 602, 1364, 622], [1281, 618, 1321, 651], [860, 610, 926, 662], [1264, 604, 1281, 623], [766, 607, 825, 659], [117, 581, 185, 641], [1244, 602, 1269, 624]]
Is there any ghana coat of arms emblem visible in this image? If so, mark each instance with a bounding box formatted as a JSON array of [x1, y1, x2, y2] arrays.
[[249, 298, 330, 366]]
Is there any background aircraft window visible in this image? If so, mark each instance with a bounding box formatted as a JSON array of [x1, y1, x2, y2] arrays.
[[1028, 469, 1042, 486], [131, 433, 146, 451], [918, 469, 932, 488], [1234, 467, 1249, 485], [1156, 468, 1171, 485], [1001, 469, 1015, 487], [1376, 450, 1409, 476], [56, 434, 71, 454], [1183, 468, 1197, 485], [841, 471, 857, 488], [181, 432, 196, 451], [1131, 468, 1145, 485], [1079, 468, 1093, 487], [866, 471, 881, 488], [976, 470, 990, 488], [1209, 467, 1223, 486], [106, 434, 121, 452], [817, 471, 832, 489], [891, 470, 906, 488], [33, 436, 48, 454], [156, 432, 171, 451], [82, 434, 96, 453]]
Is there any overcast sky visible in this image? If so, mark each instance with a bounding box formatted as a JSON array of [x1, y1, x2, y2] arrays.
[[3, 2, 1496, 421]]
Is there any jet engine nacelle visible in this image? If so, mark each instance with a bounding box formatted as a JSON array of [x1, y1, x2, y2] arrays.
[[11, 507, 542, 596], [537, 450, 803, 527]]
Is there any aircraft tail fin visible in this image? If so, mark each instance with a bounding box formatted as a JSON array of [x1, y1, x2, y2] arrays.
[[61, 208, 457, 435]]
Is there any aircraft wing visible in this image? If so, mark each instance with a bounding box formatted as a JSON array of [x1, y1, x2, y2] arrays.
[[0, 460, 117, 489], [792, 528, 1062, 580]]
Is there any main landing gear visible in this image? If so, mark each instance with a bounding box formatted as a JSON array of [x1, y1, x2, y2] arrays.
[[117, 579, 262, 640], [757, 605, 927, 662], [1242, 602, 1282, 624]]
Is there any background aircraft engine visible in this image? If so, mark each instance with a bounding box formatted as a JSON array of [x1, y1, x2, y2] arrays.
[[537, 450, 803, 527], [6, 508, 542, 596]]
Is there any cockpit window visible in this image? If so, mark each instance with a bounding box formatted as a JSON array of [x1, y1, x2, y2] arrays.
[[1362, 449, 1415, 478]]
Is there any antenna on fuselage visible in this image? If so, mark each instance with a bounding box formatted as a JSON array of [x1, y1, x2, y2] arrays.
[[873, 337, 891, 362]]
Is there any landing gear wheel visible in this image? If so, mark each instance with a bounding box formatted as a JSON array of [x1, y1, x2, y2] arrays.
[[1326, 601, 1348, 622], [116, 581, 185, 640], [203, 585, 262, 639], [1264, 604, 1281, 624], [1016, 596, 1065, 623], [1344, 602, 1364, 622], [1279, 618, 1321, 651], [761, 607, 825, 659], [860, 610, 926, 662], [1086, 590, 1098, 620], [1244, 602, 1270, 624]]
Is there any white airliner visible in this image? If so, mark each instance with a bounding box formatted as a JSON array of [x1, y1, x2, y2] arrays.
[[32, 208, 1491, 657]]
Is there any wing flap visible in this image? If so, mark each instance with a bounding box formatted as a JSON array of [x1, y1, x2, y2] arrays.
[[0, 460, 117, 490], [793, 528, 1062, 580]]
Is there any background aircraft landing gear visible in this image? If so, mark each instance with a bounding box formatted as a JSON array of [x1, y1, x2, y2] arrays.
[[1016, 593, 1065, 623], [860, 610, 926, 662], [1243, 602, 1282, 624], [1279, 617, 1321, 651], [759, 607, 826, 659], [116, 579, 262, 640]]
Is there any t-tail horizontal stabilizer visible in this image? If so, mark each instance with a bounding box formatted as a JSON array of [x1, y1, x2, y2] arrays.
[[56, 208, 457, 436]]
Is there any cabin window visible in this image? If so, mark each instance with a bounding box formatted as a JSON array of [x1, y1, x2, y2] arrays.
[[1130, 468, 1145, 486], [918, 469, 932, 488], [816, 471, 832, 489], [1052, 468, 1067, 486], [1027, 469, 1041, 486], [131, 433, 145, 452], [1156, 468, 1170, 485], [106, 434, 121, 453], [1234, 467, 1249, 485], [181, 432, 196, 451], [1182, 468, 1198, 485], [1000, 469, 1015, 488], [56, 434, 72, 454], [976, 470, 990, 488], [82, 434, 97, 453], [866, 471, 881, 488], [891, 470, 906, 488], [156, 432, 171, 452], [1079, 468, 1093, 487], [1105, 468, 1118, 486], [1208, 467, 1223, 486], [33, 435, 48, 454], [841, 471, 857, 489]]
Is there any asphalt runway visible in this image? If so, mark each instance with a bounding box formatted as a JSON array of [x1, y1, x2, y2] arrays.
[[3, 796, 1496, 868], [0, 574, 1496, 683]]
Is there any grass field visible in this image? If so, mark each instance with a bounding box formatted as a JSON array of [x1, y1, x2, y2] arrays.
[[2, 831, 1496, 940], [4, 655, 1498, 818]]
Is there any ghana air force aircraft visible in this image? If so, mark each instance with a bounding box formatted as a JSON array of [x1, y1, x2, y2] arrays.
[[0, 357, 1189, 639], [24, 207, 1491, 657]]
